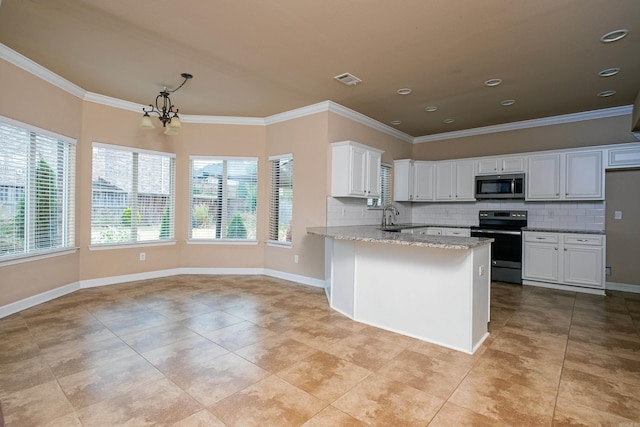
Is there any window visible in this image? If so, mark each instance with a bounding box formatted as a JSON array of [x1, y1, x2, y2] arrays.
[[367, 163, 391, 208], [190, 157, 257, 241], [269, 154, 293, 243], [91, 143, 175, 246], [0, 116, 76, 261]]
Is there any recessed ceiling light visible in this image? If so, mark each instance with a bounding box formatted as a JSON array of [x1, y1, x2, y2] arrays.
[[443, 118, 455, 124], [484, 78, 502, 87], [390, 120, 402, 126], [397, 88, 412, 95], [597, 90, 616, 97], [500, 99, 516, 106], [598, 67, 620, 77], [424, 106, 438, 112], [600, 29, 629, 43]]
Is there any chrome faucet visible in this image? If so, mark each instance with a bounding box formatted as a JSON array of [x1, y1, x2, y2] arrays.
[[381, 203, 399, 228]]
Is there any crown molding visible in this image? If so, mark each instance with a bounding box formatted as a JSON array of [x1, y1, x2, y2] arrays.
[[1, 43, 86, 99], [83, 92, 143, 113], [413, 105, 634, 144], [326, 101, 414, 143], [182, 115, 265, 126]]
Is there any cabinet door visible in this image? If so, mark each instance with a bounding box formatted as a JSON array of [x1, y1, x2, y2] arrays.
[[501, 157, 525, 173], [413, 161, 434, 201], [349, 145, 368, 197], [393, 160, 413, 201], [523, 242, 559, 282], [477, 158, 499, 174], [526, 154, 561, 200], [565, 151, 603, 200], [563, 245, 603, 288], [455, 161, 476, 200], [435, 162, 454, 200], [366, 150, 382, 198]]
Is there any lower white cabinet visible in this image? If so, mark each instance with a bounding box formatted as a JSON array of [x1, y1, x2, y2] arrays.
[[522, 231, 605, 290]]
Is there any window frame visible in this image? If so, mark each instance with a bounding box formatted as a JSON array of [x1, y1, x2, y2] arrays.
[[0, 115, 76, 265], [188, 156, 258, 244], [268, 153, 293, 247], [90, 142, 176, 249], [367, 162, 392, 209]]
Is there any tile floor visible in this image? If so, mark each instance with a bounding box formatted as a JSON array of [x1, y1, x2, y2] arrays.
[[1, 275, 640, 426]]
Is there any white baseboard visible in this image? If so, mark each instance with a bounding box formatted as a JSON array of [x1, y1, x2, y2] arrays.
[[0, 281, 80, 319], [606, 281, 640, 294], [0, 268, 326, 319], [522, 279, 605, 295]]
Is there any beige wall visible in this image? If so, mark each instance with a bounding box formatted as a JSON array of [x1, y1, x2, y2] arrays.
[[0, 60, 82, 306], [605, 169, 640, 287], [264, 112, 329, 280], [411, 115, 637, 160]]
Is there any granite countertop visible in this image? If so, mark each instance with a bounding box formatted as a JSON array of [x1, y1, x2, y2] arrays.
[[521, 227, 606, 235], [307, 226, 493, 250]]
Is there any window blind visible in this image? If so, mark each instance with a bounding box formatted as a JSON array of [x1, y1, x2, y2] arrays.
[[190, 157, 257, 240], [368, 163, 392, 208], [269, 155, 293, 243], [0, 117, 76, 260], [91, 143, 175, 245]]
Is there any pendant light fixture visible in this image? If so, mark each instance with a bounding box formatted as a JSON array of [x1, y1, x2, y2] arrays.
[[140, 73, 193, 135]]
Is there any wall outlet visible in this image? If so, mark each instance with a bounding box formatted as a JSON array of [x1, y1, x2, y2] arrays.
[[479, 265, 485, 277], [614, 211, 622, 220], [294, 254, 299, 263], [139, 252, 146, 261], [605, 266, 611, 276]]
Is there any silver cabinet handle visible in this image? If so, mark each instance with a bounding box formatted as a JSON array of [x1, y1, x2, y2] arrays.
[[577, 239, 589, 242]]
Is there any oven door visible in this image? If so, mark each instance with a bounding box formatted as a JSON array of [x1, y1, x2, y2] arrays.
[[470, 228, 522, 268]]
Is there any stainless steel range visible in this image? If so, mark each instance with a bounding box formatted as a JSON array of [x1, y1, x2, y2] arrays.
[[470, 210, 527, 284]]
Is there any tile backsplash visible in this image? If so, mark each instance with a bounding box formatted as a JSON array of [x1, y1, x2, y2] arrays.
[[327, 197, 605, 231]]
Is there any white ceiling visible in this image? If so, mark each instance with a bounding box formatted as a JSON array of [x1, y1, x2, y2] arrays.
[[1, 0, 639, 137]]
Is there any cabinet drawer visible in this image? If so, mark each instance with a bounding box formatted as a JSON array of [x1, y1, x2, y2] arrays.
[[564, 235, 603, 246], [524, 233, 559, 243]]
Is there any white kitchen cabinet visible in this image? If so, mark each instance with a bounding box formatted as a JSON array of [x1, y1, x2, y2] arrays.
[[522, 233, 560, 282], [523, 231, 605, 291], [607, 145, 640, 169], [477, 156, 525, 175], [331, 141, 383, 198], [435, 161, 475, 201], [414, 161, 435, 201], [526, 151, 603, 201], [393, 160, 434, 202], [393, 159, 413, 202]]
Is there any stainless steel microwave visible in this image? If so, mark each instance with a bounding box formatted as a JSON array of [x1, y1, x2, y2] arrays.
[[475, 174, 525, 199]]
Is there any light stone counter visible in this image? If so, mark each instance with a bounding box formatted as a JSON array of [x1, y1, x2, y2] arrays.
[[307, 226, 493, 250]]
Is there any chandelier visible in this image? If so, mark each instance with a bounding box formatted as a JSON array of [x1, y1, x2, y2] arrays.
[[140, 72, 193, 135]]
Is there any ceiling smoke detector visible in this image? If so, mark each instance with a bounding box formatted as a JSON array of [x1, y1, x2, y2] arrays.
[[334, 73, 362, 86]]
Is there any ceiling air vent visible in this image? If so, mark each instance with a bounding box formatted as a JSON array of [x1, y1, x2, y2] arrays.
[[334, 73, 362, 86]]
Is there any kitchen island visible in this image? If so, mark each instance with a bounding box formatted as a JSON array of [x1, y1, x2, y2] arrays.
[[307, 226, 494, 354]]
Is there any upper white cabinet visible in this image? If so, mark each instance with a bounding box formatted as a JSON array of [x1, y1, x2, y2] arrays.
[[526, 151, 603, 201], [414, 161, 435, 201], [476, 156, 525, 175], [331, 141, 383, 198], [393, 160, 434, 202], [607, 145, 640, 169], [435, 161, 475, 201]]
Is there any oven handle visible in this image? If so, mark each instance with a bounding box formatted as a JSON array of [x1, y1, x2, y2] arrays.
[[472, 229, 522, 236]]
